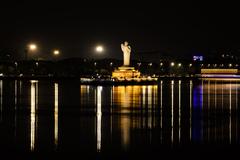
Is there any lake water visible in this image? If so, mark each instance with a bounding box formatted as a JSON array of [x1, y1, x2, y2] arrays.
[[0, 79, 239, 158]]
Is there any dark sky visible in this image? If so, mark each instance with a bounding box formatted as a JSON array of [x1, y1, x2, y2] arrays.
[[1, 1, 240, 60]]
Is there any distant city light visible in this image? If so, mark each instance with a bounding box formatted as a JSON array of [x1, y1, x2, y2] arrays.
[[189, 63, 192, 67], [160, 62, 163, 66], [178, 63, 182, 67], [170, 62, 175, 67], [96, 46, 104, 53]]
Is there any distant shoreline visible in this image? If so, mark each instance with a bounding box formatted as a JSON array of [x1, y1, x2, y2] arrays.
[[0, 75, 239, 85]]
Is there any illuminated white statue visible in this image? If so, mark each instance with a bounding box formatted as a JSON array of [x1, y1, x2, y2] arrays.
[[121, 41, 131, 66]]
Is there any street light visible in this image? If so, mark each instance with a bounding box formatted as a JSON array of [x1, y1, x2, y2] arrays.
[[170, 62, 175, 67], [95, 46, 104, 53], [29, 44, 37, 51], [25, 43, 37, 60], [53, 49, 60, 56]]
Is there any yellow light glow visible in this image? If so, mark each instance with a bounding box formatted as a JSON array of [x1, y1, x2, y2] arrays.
[[201, 69, 238, 74], [178, 63, 182, 67], [53, 50, 60, 55], [29, 44, 37, 51], [96, 46, 104, 53], [171, 62, 175, 67]]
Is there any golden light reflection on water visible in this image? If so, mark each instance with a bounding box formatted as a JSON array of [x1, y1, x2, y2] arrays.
[[105, 80, 240, 145], [121, 116, 130, 150], [201, 80, 239, 143], [112, 86, 142, 113], [0, 79, 235, 152], [80, 85, 91, 106]]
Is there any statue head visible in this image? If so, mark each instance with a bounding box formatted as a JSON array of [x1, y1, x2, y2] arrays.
[[124, 41, 128, 46]]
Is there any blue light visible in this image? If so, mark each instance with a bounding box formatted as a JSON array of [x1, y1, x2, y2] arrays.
[[193, 56, 203, 61], [192, 85, 203, 142]]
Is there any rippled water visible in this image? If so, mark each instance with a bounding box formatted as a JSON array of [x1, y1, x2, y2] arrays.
[[0, 79, 239, 158]]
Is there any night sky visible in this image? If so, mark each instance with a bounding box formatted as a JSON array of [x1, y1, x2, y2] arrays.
[[1, 1, 240, 61]]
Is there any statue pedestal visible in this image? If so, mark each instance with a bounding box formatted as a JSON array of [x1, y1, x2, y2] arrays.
[[112, 66, 141, 80]]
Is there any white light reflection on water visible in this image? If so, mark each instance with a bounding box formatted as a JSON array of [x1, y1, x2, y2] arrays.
[[142, 86, 146, 108], [0, 80, 2, 122], [178, 80, 181, 142], [96, 86, 102, 152], [15, 80, 17, 109], [171, 80, 174, 144], [3, 79, 239, 152], [54, 83, 59, 148], [30, 80, 38, 151], [190, 80, 192, 141], [14, 80, 17, 139], [160, 81, 163, 143]]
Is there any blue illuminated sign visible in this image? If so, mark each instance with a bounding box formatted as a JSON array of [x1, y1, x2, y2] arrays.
[[193, 56, 203, 61]]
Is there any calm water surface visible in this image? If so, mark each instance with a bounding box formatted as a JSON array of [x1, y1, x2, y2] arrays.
[[0, 79, 239, 158]]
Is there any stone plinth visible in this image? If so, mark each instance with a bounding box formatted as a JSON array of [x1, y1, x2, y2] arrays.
[[112, 66, 141, 80]]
